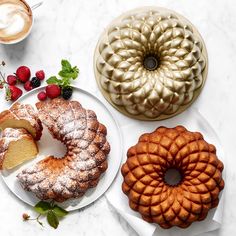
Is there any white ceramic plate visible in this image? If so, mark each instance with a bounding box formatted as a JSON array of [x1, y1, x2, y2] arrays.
[[1, 86, 123, 211]]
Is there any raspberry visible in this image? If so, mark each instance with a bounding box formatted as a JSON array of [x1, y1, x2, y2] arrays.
[[31, 77, 41, 88], [24, 81, 33, 91], [62, 87, 73, 100], [37, 91, 47, 101], [35, 70, 45, 80], [7, 75, 17, 85]]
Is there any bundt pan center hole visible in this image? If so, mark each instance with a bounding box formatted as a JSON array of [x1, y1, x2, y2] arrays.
[[39, 126, 67, 159], [164, 168, 182, 186], [143, 55, 159, 71]]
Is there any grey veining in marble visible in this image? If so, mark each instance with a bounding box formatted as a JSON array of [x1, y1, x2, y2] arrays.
[[0, 0, 235, 235]]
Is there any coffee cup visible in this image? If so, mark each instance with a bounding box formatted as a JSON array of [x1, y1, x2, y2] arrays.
[[0, 0, 34, 44]]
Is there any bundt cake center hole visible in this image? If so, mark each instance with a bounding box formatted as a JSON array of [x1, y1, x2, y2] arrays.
[[143, 55, 159, 71], [164, 168, 182, 186], [40, 126, 67, 159]]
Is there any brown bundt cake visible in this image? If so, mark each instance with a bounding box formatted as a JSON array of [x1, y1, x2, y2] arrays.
[[0, 128, 38, 170], [17, 98, 110, 202], [0, 102, 43, 140], [121, 126, 224, 228]]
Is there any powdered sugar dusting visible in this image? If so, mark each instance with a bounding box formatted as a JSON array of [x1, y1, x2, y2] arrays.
[[7, 103, 43, 140], [17, 98, 110, 202]]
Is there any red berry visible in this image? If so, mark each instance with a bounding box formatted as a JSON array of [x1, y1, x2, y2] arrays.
[[37, 91, 47, 101], [16, 66, 31, 83], [24, 81, 33, 91], [45, 84, 61, 99], [6, 85, 23, 101], [35, 70, 45, 80], [7, 75, 17, 85]]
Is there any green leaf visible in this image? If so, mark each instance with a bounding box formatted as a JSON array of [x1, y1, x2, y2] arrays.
[[72, 66, 79, 78], [53, 205, 68, 217], [71, 71, 79, 80], [34, 201, 52, 215], [61, 59, 72, 71], [62, 78, 71, 88], [46, 76, 60, 84], [58, 70, 73, 78], [47, 210, 59, 229], [47, 59, 79, 89]]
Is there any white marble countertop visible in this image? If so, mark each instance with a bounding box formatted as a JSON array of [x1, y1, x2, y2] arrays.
[[0, 0, 235, 235]]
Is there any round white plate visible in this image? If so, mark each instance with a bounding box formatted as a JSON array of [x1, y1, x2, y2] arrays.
[[1, 86, 123, 211]]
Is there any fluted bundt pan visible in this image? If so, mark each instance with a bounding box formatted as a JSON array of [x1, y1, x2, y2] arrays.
[[94, 7, 208, 120]]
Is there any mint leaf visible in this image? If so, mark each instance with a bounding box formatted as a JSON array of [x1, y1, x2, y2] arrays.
[[71, 68, 79, 79], [62, 78, 71, 87], [34, 201, 51, 215], [61, 59, 72, 71], [46, 76, 60, 84], [47, 210, 59, 229], [53, 205, 68, 217], [47, 59, 79, 89], [58, 70, 73, 78]]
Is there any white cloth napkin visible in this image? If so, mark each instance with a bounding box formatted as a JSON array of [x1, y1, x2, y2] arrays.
[[106, 108, 225, 236]]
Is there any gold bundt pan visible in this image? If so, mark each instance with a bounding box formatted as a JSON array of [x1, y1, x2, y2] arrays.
[[94, 7, 208, 120]]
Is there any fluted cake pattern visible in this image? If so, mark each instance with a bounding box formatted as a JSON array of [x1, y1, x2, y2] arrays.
[[17, 98, 110, 202], [121, 126, 224, 228], [95, 7, 208, 120], [0, 102, 43, 140]]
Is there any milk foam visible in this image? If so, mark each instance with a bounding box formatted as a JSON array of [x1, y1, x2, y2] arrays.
[[0, 1, 32, 43]]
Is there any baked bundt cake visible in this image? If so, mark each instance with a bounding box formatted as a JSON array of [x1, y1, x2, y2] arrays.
[[17, 98, 110, 202], [0, 102, 43, 140], [121, 126, 224, 228], [94, 7, 208, 120], [0, 128, 38, 170]]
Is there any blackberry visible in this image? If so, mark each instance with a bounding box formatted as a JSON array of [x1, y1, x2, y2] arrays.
[[31, 77, 41, 88], [62, 87, 73, 100]]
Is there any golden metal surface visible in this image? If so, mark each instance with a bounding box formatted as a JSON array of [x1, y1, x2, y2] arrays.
[[94, 7, 208, 120]]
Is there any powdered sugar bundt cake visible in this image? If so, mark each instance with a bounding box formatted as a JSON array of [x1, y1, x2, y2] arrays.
[[94, 7, 208, 120], [0, 102, 43, 140], [17, 98, 110, 202], [121, 126, 224, 228], [0, 128, 38, 170]]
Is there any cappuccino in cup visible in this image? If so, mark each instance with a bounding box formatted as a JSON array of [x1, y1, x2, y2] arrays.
[[0, 0, 33, 44]]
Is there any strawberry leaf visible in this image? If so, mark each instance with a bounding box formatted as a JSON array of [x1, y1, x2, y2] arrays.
[[34, 201, 52, 215], [5, 86, 11, 101], [47, 210, 59, 229]]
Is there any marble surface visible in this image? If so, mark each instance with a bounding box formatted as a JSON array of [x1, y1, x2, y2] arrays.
[[0, 0, 235, 235]]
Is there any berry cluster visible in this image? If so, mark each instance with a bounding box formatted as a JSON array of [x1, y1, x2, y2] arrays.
[[37, 85, 73, 101], [0, 59, 79, 102], [37, 59, 79, 101], [0, 65, 45, 101]]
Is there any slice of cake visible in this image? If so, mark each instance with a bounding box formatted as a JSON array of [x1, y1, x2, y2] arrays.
[[0, 128, 38, 170], [0, 102, 43, 141]]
